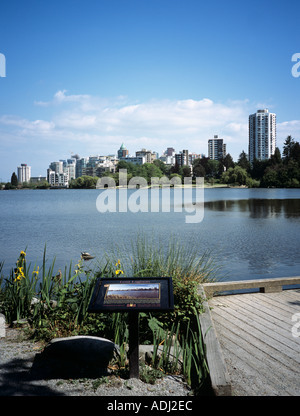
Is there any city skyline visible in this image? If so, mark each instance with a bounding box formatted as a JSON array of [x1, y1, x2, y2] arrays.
[[2, 107, 286, 183], [1, 1, 300, 181]]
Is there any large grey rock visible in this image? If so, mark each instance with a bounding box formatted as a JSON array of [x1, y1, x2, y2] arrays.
[[32, 336, 119, 379], [43, 335, 117, 364]]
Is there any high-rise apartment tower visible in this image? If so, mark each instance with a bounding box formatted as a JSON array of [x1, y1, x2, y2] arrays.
[[249, 109, 276, 164], [17, 163, 31, 183], [208, 135, 226, 160]]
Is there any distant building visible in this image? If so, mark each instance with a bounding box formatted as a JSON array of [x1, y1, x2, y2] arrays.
[[47, 159, 76, 187], [159, 154, 175, 165], [30, 176, 47, 184], [159, 148, 176, 165], [76, 158, 87, 178], [47, 169, 69, 187], [249, 109, 276, 164], [119, 156, 146, 165], [49, 161, 63, 174], [135, 149, 156, 163], [166, 147, 175, 157], [117, 143, 129, 159], [175, 150, 190, 167], [208, 136, 226, 160], [17, 164, 31, 183]]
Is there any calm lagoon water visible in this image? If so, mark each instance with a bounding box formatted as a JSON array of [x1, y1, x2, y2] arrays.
[[1, 187, 300, 283]]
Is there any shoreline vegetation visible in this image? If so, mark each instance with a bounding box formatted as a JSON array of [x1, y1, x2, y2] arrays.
[[3, 136, 300, 190], [0, 236, 220, 394], [0, 182, 239, 190]]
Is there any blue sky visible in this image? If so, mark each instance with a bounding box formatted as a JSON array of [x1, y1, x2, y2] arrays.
[[0, 0, 300, 181]]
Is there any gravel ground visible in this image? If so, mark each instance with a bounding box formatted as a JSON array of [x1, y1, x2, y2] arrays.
[[0, 326, 192, 397]]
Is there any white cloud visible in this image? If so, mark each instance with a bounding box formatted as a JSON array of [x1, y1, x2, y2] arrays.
[[0, 115, 55, 133], [3, 91, 300, 164]]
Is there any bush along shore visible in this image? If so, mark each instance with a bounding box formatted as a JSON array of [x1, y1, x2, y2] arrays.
[[0, 237, 219, 395]]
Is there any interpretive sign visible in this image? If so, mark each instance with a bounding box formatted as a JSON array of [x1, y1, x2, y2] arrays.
[[88, 277, 173, 378], [88, 277, 174, 313]]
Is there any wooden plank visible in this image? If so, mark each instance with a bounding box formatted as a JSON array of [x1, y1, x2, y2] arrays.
[[231, 293, 297, 321], [212, 296, 293, 342], [214, 292, 300, 344], [281, 289, 300, 300], [198, 285, 232, 396], [213, 316, 299, 385], [215, 293, 297, 329], [262, 292, 300, 313], [208, 290, 300, 396], [210, 301, 300, 365], [214, 326, 300, 396], [215, 295, 298, 344], [210, 300, 300, 363], [202, 277, 300, 298], [256, 291, 299, 310], [215, 340, 286, 396]]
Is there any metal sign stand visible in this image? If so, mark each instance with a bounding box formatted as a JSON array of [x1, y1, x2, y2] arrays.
[[88, 277, 174, 380], [128, 312, 139, 378]]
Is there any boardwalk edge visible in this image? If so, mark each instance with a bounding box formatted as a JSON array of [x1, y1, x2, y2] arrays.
[[198, 285, 232, 396]]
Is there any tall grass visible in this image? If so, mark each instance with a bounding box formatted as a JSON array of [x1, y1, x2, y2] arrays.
[[129, 234, 218, 283], [0, 236, 218, 392], [0, 247, 98, 333]]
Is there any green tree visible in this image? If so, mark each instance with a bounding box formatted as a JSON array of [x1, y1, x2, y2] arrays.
[[270, 147, 282, 165], [153, 159, 169, 175], [237, 151, 250, 172], [206, 159, 219, 178], [179, 165, 191, 178], [261, 167, 280, 188], [192, 158, 206, 177], [222, 153, 235, 170], [4, 182, 13, 190], [250, 159, 269, 180], [282, 135, 295, 162], [290, 142, 300, 165], [193, 163, 206, 178], [282, 135, 300, 165], [69, 175, 99, 188], [141, 163, 163, 183], [11, 172, 18, 187], [221, 166, 249, 186]]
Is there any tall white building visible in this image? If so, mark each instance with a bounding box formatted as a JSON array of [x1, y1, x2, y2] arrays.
[[17, 164, 31, 183], [249, 109, 276, 164]]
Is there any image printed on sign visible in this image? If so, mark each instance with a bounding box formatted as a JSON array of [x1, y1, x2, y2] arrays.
[[104, 283, 160, 305]]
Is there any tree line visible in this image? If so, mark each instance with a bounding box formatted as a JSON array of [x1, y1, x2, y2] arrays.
[[98, 135, 300, 188], [217, 135, 300, 188]]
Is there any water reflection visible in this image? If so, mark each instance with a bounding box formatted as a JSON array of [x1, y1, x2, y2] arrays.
[[204, 199, 300, 219]]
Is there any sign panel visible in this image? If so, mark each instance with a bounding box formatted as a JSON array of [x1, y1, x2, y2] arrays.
[[88, 277, 174, 312]]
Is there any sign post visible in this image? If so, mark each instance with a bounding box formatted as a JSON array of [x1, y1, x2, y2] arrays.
[[128, 311, 139, 378], [88, 277, 174, 379]]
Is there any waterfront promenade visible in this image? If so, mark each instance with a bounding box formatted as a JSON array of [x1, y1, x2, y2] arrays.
[[199, 278, 300, 396]]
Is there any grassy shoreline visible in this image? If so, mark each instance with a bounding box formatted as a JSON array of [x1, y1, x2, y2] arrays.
[[0, 237, 219, 393]]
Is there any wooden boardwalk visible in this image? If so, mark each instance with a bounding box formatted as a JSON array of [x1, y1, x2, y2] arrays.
[[205, 287, 300, 396]]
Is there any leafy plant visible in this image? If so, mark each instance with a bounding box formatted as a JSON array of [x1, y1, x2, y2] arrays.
[[139, 362, 164, 384]]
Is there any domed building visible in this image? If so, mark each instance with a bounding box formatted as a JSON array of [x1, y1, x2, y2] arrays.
[[117, 143, 129, 159]]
